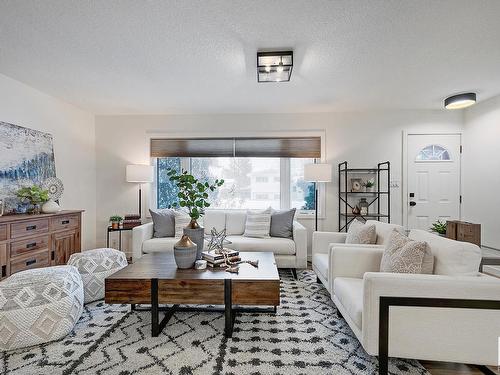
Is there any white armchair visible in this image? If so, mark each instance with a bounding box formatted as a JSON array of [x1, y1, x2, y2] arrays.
[[331, 229, 500, 366], [312, 220, 403, 292]]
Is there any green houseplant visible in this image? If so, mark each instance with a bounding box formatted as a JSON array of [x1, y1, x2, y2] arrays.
[[109, 215, 123, 229], [430, 219, 447, 235], [166, 168, 224, 228], [167, 168, 224, 259], [16, 185, 49, 214], [363, 178, 375, 192]]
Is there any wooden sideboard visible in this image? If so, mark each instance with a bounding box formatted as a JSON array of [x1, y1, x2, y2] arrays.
[[0, 210, 83, 280]]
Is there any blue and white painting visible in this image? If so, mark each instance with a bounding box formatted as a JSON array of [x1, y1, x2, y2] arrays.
[[0, 121, 56, 213]]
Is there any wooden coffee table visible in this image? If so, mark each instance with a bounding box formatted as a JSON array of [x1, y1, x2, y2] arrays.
[[105, 251, 280, 338]]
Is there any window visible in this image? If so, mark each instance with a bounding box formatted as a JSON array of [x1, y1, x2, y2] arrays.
[[290, 158, 316, 210], [155, 157, 316, 213], [416, 145, 451, 161]]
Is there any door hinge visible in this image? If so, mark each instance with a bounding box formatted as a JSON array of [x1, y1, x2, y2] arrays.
[[460, 145, 463, 154], [460, 195, 462, 204]]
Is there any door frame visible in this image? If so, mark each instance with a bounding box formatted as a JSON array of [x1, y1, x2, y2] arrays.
[[402, 131, 463, 230]]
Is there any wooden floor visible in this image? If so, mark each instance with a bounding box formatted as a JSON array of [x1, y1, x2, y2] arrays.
[[421, 361, 499, 374]]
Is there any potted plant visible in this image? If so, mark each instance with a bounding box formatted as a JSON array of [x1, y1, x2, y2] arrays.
[[15, 185, 49, 214], [109, 215, 123, 229], [430, 220, 447, 236], [167, 168, 224, 257], [363, 178, 375, 192]]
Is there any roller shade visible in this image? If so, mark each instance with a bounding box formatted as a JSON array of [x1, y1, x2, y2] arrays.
[[151, 137, 321, 158]]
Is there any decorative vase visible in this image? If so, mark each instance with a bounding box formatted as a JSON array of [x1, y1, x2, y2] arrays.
[[42, 199, 61, 213], [359, 198, 369, 216], [174, 235, 198, 269], [183, 224, 205, 260]]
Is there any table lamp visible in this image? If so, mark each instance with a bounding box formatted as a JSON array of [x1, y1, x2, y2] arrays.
[[126, 164, 154, 218], [304, 163, 332, 231]]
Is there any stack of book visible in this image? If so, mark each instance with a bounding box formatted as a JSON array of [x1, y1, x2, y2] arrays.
[[123, 214, 141, 228], [201, 249, 240, 268]]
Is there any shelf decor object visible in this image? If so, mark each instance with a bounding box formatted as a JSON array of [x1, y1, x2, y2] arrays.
[[304, 163, 332, 231], [126, 164, 154, 218], [41, 177, 64, 213], [338, 161, 391, 231], [257, 51, 293, 82]]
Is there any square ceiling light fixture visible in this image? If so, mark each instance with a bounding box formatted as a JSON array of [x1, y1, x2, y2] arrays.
[[257, 51, 293, 82]]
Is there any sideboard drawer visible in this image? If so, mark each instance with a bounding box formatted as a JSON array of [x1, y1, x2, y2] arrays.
[[10, 235, 49, 258], [11, 219, 49, 239], [10, 249, 49, 274], [0, 244, 7, 279], [50, 215, 79, 232], [0, 225, 7, 241]]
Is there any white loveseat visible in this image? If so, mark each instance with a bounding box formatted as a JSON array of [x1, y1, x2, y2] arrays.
[[331, 229, 500, 366], [311, 220, 404, 292], [132, 209, 307, 269]]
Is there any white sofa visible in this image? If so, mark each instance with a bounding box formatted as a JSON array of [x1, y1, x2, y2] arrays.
[[331, 229, 500, 366], [312, 220, 404, 292], [132, 209, 307, 270]]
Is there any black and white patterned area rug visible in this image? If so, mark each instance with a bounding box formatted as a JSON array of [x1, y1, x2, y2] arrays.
[[0, 270, 428, 375]]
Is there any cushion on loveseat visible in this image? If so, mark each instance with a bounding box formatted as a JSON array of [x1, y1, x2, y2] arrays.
[[366, 220, 405, 245], [409, 229, 481, 275], [225, 235, 296, 255]]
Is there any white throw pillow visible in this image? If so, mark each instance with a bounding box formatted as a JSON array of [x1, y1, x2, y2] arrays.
[[345, 219, 376, 244], [243, 213, 271, 238], [380, 230, 428, 274], [174, 211, 191, 238]]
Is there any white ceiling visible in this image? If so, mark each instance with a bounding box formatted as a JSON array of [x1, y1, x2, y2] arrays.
[[1, 0, 500, 114]]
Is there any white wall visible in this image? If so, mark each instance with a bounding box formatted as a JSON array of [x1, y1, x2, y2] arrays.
[[95, 111, 462, 255], [463, 94, 500, 249], [0, 74, 96, 249]]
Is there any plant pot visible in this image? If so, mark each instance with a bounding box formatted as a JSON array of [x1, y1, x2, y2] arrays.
[[183, 226, 205, 259], [111, 222, 119, 229], [365, 186, 374, 193], [174, 235, 198, 269]]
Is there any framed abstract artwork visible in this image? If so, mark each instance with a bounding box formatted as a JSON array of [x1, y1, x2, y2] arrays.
[[0, 121, 56, 213]]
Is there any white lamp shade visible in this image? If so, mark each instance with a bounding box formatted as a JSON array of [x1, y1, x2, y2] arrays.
[[126, 164, 154, 183], [304, 163, 332, 182]]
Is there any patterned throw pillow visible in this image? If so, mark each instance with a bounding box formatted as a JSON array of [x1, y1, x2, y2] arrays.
[[174, 211, 191, 238], [243, 213, 271, 238], [345, 219, 376, 244], [380, 230, 428, 274]]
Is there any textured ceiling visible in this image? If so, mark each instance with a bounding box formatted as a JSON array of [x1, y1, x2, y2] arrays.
[[1, 0, 500, 114]]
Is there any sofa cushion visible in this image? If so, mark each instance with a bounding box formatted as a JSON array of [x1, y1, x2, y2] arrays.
[[225, 210, 247, 235], [366, 220, 405, 245], [312, 253, 329, 280], [333, 277, 363, 329], [346, 219, 376, 244], [225, 235, 295, 255], [409, 229, 481, 275], [243, 213, 271, 238], [270, 208, 296, 238], [149, 208, 175, 238], [174, 211, 191, 238], [380, 230, 428, 274], [204, 210, 226, 232], [142, 237, 178, 253]]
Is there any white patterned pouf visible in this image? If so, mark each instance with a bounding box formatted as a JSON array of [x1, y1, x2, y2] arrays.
[[0, 265, 84, 351], [68, 248, 128, 304]]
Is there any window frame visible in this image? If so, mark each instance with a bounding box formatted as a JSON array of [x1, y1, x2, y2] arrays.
[[150, 156, 324, 219]]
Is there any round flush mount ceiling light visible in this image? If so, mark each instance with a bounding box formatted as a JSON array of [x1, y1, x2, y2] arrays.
[[444, 92, 476, 109]]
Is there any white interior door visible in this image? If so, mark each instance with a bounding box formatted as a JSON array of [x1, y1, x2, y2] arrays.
[[407, 134, 461, 230]]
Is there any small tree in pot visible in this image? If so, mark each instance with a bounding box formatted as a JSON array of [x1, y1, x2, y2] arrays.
[[167, 168, 224, 258]]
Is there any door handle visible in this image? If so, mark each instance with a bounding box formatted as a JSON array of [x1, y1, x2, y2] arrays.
[[409, 201, 416, 207]]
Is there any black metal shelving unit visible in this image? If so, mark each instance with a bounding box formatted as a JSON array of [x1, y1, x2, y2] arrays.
[[338, 161, 391, 231]]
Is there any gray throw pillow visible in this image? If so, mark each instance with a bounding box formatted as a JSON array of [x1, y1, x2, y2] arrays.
[[270, 208, 296, 238], [380, 230, 428, 274], [149, 209, 175, 238], [345, 219, 376, 244]]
